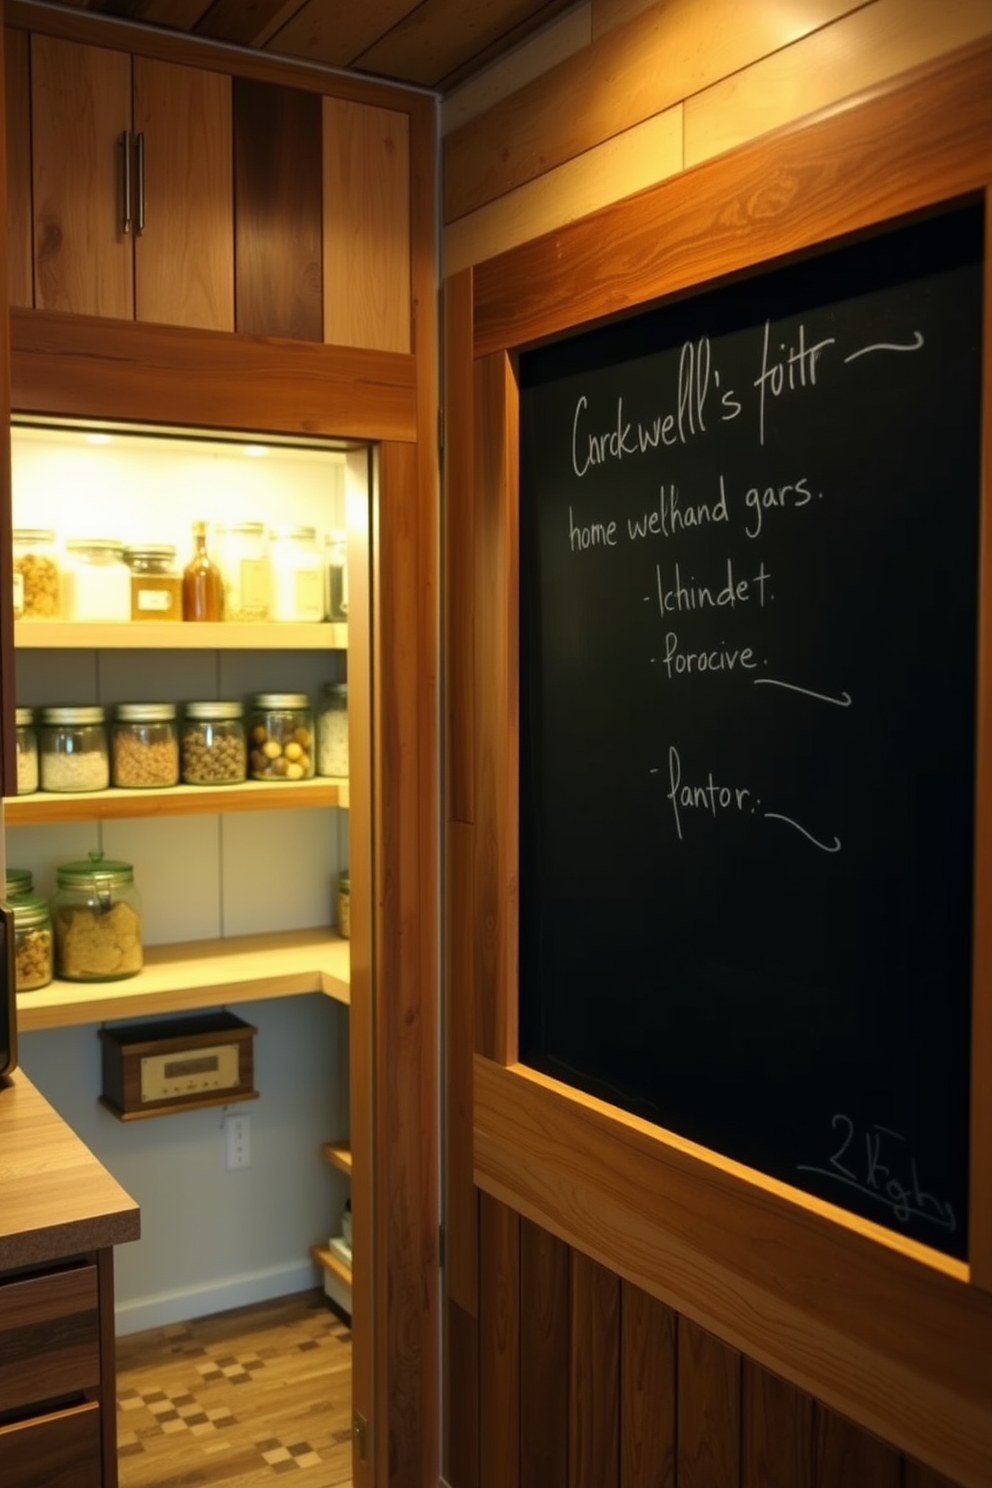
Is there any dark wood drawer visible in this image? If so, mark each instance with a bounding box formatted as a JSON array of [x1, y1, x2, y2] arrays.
[[0, 1398, 101, 1488], [0, 1264, 100, 1413]]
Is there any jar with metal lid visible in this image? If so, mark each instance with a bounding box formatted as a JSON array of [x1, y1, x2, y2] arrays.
[[316, 682, 349, 778], [53, 850, 142, 981], [62, 538, 131, 622], [12, 528, 61, 619], [215, 522, 270, 621], [6, 867, 34, 900], [325, 530, 349, 621], [111, 703, 179, 788], [248, 693, 315, 780], [181, 701, 247, 785], [12, 896, 53, 991], [269, 526, 324, 622], [15, 706, 38, 794], [39, 705, 109, 792], [124, 544, 183, 623], [337, 869, 350, 940]]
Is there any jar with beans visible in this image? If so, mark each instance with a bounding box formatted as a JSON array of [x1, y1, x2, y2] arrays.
[[39, 706, 110, 792], [181, 701, 247, 785], [248, 693, 315, 781], [111, 703, 180, 788]]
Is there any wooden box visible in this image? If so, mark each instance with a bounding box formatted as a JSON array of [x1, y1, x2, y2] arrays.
[[99, 1011, 258, 1120]]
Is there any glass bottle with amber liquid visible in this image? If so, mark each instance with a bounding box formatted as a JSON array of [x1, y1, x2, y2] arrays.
[[183, 521, 223, 621]]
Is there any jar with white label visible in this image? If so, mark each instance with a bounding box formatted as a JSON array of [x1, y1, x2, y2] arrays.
[[39, 705, 110, 792], [125, 544, 183, 622], [111, 703, 180, 788], [216, 522, 270, 621], [62, 539, 131, 622], [269, 526, 324, 622], [12, 528, 61, 619], [15, 706, 38, 794]]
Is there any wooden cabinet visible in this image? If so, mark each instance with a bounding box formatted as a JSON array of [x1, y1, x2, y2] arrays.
[[27, 34, 233, 329]]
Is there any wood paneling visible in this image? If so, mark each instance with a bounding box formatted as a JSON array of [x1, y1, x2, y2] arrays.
[[132, 55, 233, 330], [678, 1318, 740, 1488], [479, 1193, 520, 1488], [5, 26, 32, 309], [446, 1298, 480, 1488], [445, 267, 476, 825], [520, 1220, 569, 1488], [322, 97, 410, 353], [742, 1360, 814, 1488], [570, 1251, 620, 1488], [446, 822, 479, 1313], [30, 34, 133, 318], [620, 1284, 676, 1488], [0, 15, 18, 796], [814, 1404, 902, 1488], [233, 76, 322, 342]]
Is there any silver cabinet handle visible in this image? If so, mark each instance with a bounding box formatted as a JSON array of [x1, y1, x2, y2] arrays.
[[121, 129, 132, 234], [135, 132, 146, 235]]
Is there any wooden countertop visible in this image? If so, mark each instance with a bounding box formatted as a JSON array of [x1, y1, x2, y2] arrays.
[[0, 1069, 140, 1270]]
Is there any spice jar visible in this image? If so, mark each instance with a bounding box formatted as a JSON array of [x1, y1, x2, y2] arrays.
[[111, 703, 180, 788], [248, 693, 315, 780], [62, 539, 131, 622], [53, 850, 143, 981], [125, 544, 183, 622], [15, 706, 38, 795], [216, 522, 270, 621], [12, 896, 53, 991], [39, 706, 110, 792], [337, 869, 350, 940], [316, 683, 349, 778], [181, 701, 247, 785], [12, 529, 61, 619], [325, 531, 349, 620], [269, 525, 324, 622]]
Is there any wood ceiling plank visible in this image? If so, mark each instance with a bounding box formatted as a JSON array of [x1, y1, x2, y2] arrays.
[[355, 0, 579, 91], [194, 0, 308, 49], [98, 0, 214, 26], [263, 0, 421, 70]]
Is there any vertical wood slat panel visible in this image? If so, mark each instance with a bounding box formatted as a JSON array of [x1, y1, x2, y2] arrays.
[[678, 1316, 741, 1488], [446, 1297, 480, 1488], [813, 1404, 902, 1488], [480, 1193, 521, 1488], [445, 266, 476, 825], [5, 26, 32, 309], [322, 97, 410, 353], [620, 1282, 676, 1488], [569, 1250, 619, 1488], [233, 75, 322, 341], [446, 820, 478, 1314], [904, 1460, 966, 1488], [520, 1220, 569, 1488], [741, 1358, 814, 1488]]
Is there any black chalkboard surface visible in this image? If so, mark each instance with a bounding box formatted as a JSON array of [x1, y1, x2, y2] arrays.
[[518, 203, 984, 1259]]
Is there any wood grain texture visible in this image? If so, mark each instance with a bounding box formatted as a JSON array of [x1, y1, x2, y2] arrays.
[[445, 267, 475, 824], [569, 1251, 620, 1488], [520, 1220, 569, 1488], [814, 1403, 901, 1488], [0, 1401, 102, 1488], [445, 1298, 480, 1488], [355, 0, 579, 91], [741, 1358, 814, 1488], [471, 34, 992, 358], [97, 1248, 118, 1488], [678, 1317, 740, 1488], [132, 55, 233, 330], [620, 1283, 676, 1488], [233, 76, 322, 342], [0, 17, 18, 796], [5, 26, 32, 309], [0, 1265, 99, 1414], [904, 1462, 965, 1488], [443, 0, 864, 222], [264, 0, 421, 71], [479, 1192, 520, 1488], [9, 309, 417, 442], [446, 821, 479, 1313], [323, 97, 410, 353], [31, 34, 133, 318]]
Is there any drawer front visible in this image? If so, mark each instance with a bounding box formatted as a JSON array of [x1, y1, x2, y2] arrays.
[[0, 1264, 100, 1413], [0, 1399, 101, 1488]]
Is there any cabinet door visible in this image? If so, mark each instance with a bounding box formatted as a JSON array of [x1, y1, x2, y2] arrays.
[[31, 35, 134, 319], [5, 27, 32, 310], [132, 56, 234, 331]]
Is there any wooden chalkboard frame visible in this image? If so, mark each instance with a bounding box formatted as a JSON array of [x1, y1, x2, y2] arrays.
[[446, 33, 992, 1488]]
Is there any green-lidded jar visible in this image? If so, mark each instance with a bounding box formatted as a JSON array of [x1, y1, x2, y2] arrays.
[[53, 850, 143, 982], [6, 867, 34, 900], [12, 895, 53, 991], [337, 870, 350, 940], [248, 692, 314, 781]]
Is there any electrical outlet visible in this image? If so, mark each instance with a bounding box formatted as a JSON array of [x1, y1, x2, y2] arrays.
[[224, 1114, 251, 1170]]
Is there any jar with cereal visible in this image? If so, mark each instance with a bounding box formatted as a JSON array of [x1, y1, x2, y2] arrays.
[[248, 693, 315, 781], [12, 528, 61, 619], [53, 851, 143, 981], [39, 706, 110, 792], [111, 703, 180, 788], [12, 896, 53, 991], [181, 701, 247, 785], [15, 706, 38, 795]]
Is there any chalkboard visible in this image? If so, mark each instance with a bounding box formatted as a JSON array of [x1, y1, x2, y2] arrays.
[[518, 203, 984, 1259]]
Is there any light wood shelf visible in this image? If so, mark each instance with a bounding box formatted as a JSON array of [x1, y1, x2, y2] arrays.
[[311, 1243, 352, 1289], [5, 775, 349, 824], [14, 620, 347, 650], [16, 926, 350, 1032], [321, 1140, 352, 1176]]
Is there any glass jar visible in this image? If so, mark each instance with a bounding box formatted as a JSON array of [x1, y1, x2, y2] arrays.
[[6, 867, 34, 900], [248, 693, 315, 780], [62, 538, 131, 622], [12, 528, 61, 619], [316, 682, 349, 778], [15, 706, 38, 795], [111, 703, 180, 788], [53, 851, 143, 982], [12, 896, 53, 992], [124, 544, 183, 623], [269, 525, 324, 622], [325, 530, 349, 621], [181, 701, 247, 785], [337, 869, 350, 940], [39, 706, 110, 792], [216, 522, 270, 621]]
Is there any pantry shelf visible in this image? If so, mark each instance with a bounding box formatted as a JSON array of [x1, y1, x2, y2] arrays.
[[5, 775, 349, 824], [311, 1243, 352, 1289], [16, 926, 350, 1032], [14, 621, 347, 650], [321, 1140, 352, 1176]]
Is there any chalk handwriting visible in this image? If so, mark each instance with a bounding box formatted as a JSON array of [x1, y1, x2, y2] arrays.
[[658, 631, 757, 679], [661, 745, 755, 841], [656, 558, 772, 617], [743, 476, 818, 539], [754, 320, 836, 446], [753, 678, 851, 708], [844, 331, 924, 363], [797, 1115, 956, 1232], [764, 812, 841, 853]]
